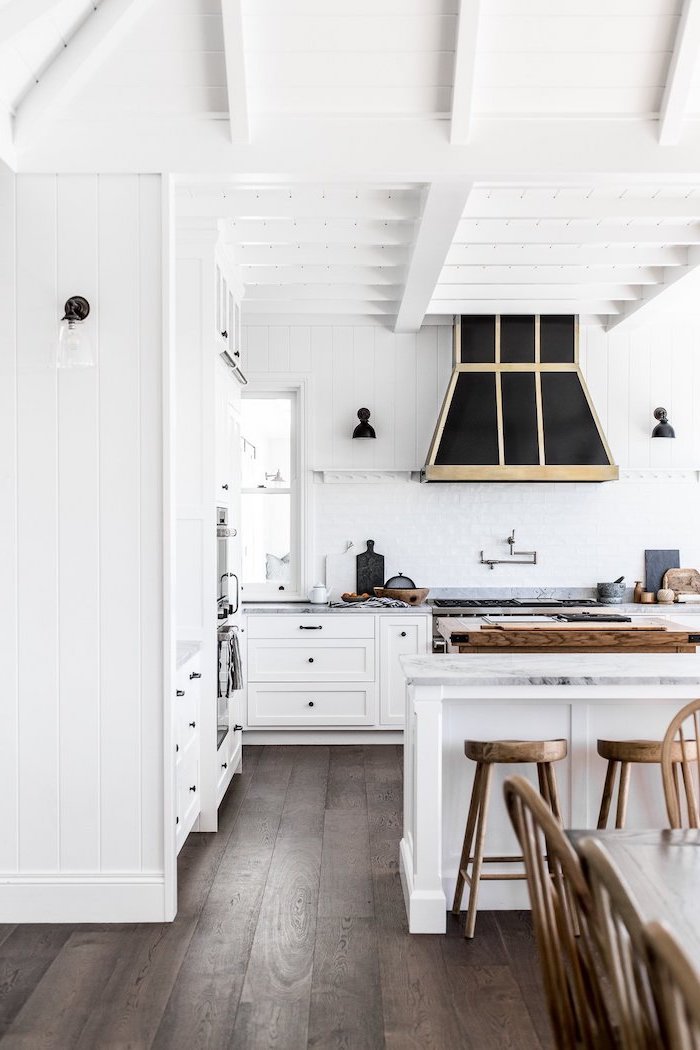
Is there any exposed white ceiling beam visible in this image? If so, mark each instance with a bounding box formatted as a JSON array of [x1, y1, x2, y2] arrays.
[[438, 266, 662, 285], [454, 221, 700, 245], [224, 218, 416, 244], [446, 244, 688, 267], [13, 0, 158, 149], [242, 299, 399, 315], [465, 192, 700, 220], [432, 283, 642, 301], [394, 182, 472, 333], [450, 0, 481, 145], [605, 247, 700, 330], [659, 0, 700, 145], [179, 190, 419, 220], [221, 0, 250, 144], [0, 0, 61, 43], [429, 300, 623, 316]]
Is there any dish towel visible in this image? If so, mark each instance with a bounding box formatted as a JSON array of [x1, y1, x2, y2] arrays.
[[230, 630, 243, 691], [329, 596, 411, 609]]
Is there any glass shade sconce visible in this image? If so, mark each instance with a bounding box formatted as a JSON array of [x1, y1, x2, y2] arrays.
[[352, 407, 376, 439], [57, 296, 95, 368], [651, 407, 675, 438]]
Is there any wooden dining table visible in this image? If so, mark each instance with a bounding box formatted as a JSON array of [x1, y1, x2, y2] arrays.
[[568, 829, 700, 969]]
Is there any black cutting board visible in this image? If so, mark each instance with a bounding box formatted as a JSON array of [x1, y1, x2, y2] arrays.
[[645, 549, 680, 595], [356, 540, 385, 594]]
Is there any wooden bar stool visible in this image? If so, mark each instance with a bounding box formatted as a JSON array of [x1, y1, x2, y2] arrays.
[[452, 738, 567, 938], [597, 738, 700, 829]]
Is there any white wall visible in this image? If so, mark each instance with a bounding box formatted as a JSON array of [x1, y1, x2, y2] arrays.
[[0, 172, 167, 922], [242, 317, 700, 590]]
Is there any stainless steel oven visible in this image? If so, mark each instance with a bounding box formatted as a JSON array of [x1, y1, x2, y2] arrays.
[[216, 506, 239, 619]]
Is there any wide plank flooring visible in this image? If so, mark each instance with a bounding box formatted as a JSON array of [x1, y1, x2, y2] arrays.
[[0, 745, 553, 1049]]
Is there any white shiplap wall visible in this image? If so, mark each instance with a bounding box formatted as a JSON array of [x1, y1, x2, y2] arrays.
[[242, 316, 700, 589], [0, 173, 167, 922]]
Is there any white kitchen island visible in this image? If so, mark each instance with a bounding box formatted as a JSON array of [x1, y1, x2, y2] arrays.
[[399, 653, 700, 933]]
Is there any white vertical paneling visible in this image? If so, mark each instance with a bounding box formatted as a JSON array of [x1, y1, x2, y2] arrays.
[[331, 327, 354, 468], [671, 322, 694, 469], [246, 325, 269, 373], [176, 258, 205, 507], [414, 326, 438, 466], [268, 325, 290, 372], [289, 325, 311, 372], [16, 175, 60, 873], [0, 164, 18, 872], [138, 176, 163, 873], [605, 331, 630, 467], [581, 324, 608, 435], [649, 325, 674, 471], [98, 175, 143, 873], [351, 327, 375, 469], [394, 334, 417, 470], [310, 326, 333, 467], [373, 326, 396, 469], [56, 176, 100, 872], [627, 324, 651, 468]]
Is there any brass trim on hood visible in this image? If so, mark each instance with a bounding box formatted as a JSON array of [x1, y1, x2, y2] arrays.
[[423, 315, 618, 483]]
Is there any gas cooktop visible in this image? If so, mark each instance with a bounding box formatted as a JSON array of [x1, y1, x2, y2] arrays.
[[431, 598, 603, 610]]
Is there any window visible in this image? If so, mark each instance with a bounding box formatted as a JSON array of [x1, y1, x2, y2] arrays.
[[241, 388, 304, 600]]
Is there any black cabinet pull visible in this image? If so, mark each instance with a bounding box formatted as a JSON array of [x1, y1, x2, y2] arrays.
[[300, 625, 322, 630], [308, 700, 315, 707], [233, 724, 243, 732], [401, 631, 407, 637], [176, 816, 179, 825], [308, 657, 314, 663], [221, 761, 228, 770], [189, 721, 196, 728], [175, 744, 179, 753], [189, 671, 201, 680], [189, 784, 196, 792], [176, 689, 185, 697]]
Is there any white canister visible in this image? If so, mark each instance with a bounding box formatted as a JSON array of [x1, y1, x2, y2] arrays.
[[308, 583, 329, 604]]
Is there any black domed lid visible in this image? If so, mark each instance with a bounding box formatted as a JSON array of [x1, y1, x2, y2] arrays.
[[384, 572, 416, 588]]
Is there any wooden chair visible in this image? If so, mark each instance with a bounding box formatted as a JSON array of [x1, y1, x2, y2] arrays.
[[661, 700, 700, 828], [596, 739, 668, 829], [452, 738, 566, 938], [644, 920, 700, 1049], [503, 775, 617, 1050], [579, 837, 662, 1050]]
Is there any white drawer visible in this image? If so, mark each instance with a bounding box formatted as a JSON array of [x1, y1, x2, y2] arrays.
[[175, 677, 199, 752], [246, 614, 374, 640], [248, 683, 375, 726], [176, 744, 199, 851], [247, 638, 374, 682]]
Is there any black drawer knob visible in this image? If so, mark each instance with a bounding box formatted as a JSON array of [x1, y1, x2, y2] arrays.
[[308, 700, 315, 707], [189, 671, 201, 680], [401, 631, 407, 637], [189, 720, 196, 728], [189, 784, 196, 792], [176, 689, 185, 697], [221, 761, 228, 770], [308, 657, 314, 663]]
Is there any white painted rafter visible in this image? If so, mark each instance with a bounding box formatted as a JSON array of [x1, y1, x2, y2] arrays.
[[465, 191, 700, 221], [0, 0, 60, 43], [659, 0, 700, 145], [220, 0, 250, 143], [450, 0, 481, 145], [605, 247, 700, 330], [394, 182, 472, 333], [13, 0, 158, 149]]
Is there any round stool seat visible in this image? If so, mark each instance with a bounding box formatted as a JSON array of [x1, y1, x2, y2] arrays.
[[597, 738, 698, 764], [465, 738, 568, 765]]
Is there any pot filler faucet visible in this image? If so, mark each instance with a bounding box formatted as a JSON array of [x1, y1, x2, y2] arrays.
[[480, 529, 537, 570]]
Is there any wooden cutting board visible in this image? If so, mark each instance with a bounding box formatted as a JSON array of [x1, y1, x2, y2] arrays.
[[485, 621, 659, 631], [356, 539, 385, 594]]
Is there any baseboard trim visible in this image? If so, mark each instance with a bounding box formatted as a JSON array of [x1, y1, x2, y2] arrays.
[[244, 730, 403, 745], [0, 872, 167, 923]]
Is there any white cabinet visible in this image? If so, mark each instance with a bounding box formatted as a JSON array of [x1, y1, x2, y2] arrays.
[[379, 616, 429, 725], [175, 652, 201, 853], [245, 612, 429, 731]]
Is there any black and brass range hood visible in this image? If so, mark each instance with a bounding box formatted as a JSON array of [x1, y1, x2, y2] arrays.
[[423, 315, 618, 482]]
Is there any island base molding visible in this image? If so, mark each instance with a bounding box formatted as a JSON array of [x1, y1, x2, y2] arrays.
[[0, 872, 170, 924], [402, 678, 700, 934]]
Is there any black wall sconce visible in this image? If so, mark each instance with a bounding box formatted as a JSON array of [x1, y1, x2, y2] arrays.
[[352, 407, 376, 439], [57, 295, 94, 369], [651, 407, 675, 439]]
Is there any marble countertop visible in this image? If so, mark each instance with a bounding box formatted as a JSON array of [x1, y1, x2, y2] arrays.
[[176, 640, 202, 668], [400, 652, 700, 687], [244, 602, 431, 615]]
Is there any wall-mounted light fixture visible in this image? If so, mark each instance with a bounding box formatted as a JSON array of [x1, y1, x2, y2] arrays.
[[57, 296, 94, 369], [352, 407, 376, 439], [651, 407, 675, 439]]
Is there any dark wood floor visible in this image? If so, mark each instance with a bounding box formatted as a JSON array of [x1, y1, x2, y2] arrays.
[[0, 745, 553, 1049]]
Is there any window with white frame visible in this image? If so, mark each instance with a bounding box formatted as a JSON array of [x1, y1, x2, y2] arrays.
[[241, 387, 304, 600]]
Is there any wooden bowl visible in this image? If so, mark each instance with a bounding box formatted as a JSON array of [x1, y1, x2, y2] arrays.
[[374, 586, 430, 605]]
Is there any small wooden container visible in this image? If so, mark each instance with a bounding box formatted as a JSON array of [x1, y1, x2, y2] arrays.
[[640, 592, 656, 604]]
